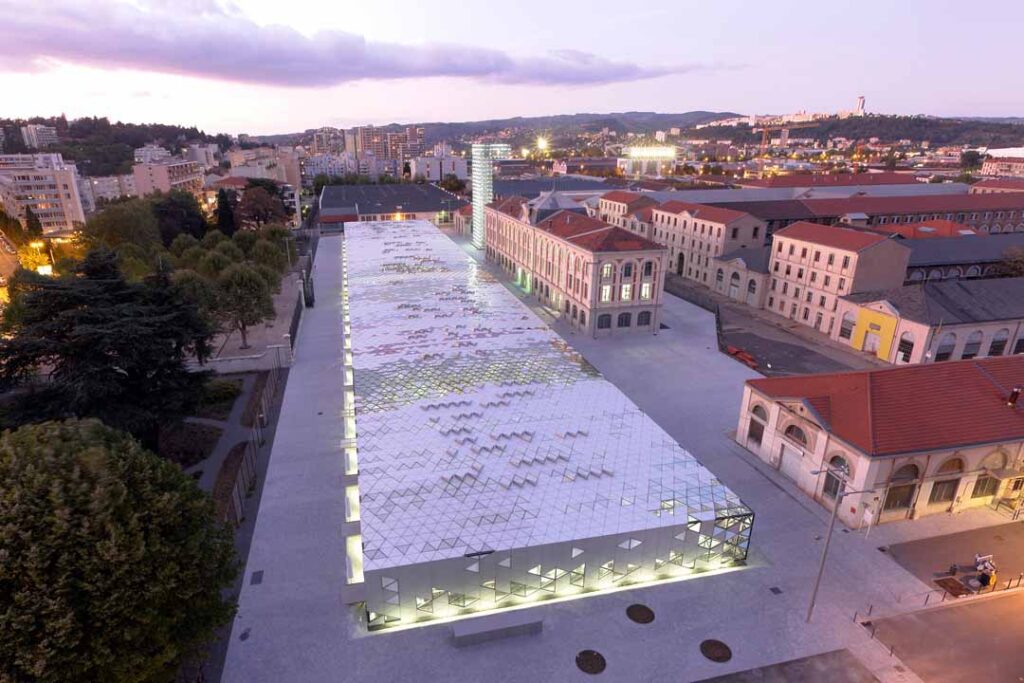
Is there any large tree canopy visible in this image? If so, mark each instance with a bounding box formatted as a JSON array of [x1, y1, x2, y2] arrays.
[[0, 249, 213, 447], [83, 198, 161, 250], [0, 419, 237, 682], [150, 189, 208, 245]]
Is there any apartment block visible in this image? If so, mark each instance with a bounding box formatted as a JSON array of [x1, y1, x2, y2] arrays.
[[650, 200, 767, 283], [132, 159, 203, 197], [0, 153, 86, 233], [766, 222, 910, 334], [20, 124, 59, 149]]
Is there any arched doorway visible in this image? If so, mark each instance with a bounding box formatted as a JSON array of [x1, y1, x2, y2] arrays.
[[883, 464, 921, 519], [746, 404, 768, 450], [746, 279, 758, 306], [729, 272, 741, 298]]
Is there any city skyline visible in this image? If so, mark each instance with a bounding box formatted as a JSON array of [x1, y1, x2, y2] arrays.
[[1, 0, 1023, 134]]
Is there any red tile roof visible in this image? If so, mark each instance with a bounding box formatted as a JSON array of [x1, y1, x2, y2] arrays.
[[861, 219, 982, 239], [656, 200, 750, 225], [741, 172, 920, 188], [773, 221, 894, 252], [600, 191, 658, 211], [536, 211, 664, 253], [489, 195, 528, 218], [747, 356, 1024, 457], [212, 176, 250, 189], [973, 178, 1024, 191], [632, 206, 657, 222]]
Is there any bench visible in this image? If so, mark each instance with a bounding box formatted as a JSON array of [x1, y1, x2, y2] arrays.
[[450, 610, 543, 646]]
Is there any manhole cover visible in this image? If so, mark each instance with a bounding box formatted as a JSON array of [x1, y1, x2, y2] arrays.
[[576, 650, 606, 675], [700, 639, 732, 663], [626, 604, 655, 624]]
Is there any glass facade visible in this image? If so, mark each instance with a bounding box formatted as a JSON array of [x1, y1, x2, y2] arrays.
[[471, 143, 511, 249]]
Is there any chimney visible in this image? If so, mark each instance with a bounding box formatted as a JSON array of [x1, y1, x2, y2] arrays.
[[1009, 386, 1023, 408]]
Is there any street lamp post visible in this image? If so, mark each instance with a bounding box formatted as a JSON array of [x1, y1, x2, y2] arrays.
[[805, 467, 874, 623]]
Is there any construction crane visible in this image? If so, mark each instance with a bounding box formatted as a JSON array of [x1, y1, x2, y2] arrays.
[[752, 121, 819, 178]]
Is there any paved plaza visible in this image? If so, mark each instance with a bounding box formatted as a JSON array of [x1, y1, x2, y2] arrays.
[[223, 227, 1023, 682]]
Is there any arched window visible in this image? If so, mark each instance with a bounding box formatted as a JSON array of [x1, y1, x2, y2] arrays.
[[961, 330, 983, 359], [966, 265, 982, 278], [571, 304, 578, 320], [883, 464, 920, 511], [909, 270, 925, 281], [728, 271, 741, 297], [747, 279, 757, 294], [751, 404, 768, 421], [715, 268, 724, 287], [937, 458, 964, 475], [928, 269, 944, 280], [934, 332, 957, 362], [839, 311, 856, 340], [601, 263, 613, 278], [617, 312, 632, 328], [597, 314, 612, 329], [637, 311, 652, 327], [896, 331, 915, 364], [784, 424, 808, 447], [988, 329, 1010, 356], [975, 452, 1006, 498], [945, 267, 961, 279], [929, 457, 963, 504], [822, 455, 849, 499]]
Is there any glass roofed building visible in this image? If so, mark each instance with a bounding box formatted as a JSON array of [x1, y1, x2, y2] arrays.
[[340, 219, 753, 629]]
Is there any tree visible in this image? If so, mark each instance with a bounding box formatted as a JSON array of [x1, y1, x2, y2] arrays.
[[201, 229, 228, 248], [150, 190, 207, 246], [215, 188, 238, 236], [0, 249, 213, 448], [83, 199, 161, 250], [169, 232, 199, 256], [198, 250, 233, 279], [171, 268, 221, 330], [232, 228, 258, 255], [217, 262, 274, 349], [23, 206, 43, 237], [0, 419, 236, 682], [439, 173, 466, 193], [250, 238, 287, 273], [236, 187, 285, 228], [960, 150, 984, 170]]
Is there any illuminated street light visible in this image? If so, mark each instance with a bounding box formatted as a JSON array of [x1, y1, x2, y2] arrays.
[[536, 137, 549, 152]]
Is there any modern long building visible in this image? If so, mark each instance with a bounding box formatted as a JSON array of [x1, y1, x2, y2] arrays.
[[341, 220, 752, 628], [0, 153, 86, 234]]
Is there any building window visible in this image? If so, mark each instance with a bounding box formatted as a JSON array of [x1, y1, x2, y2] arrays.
[[827, 254, 835, 266], [802, 307, 810, 321], [813, 250, 821, 262], [838, 277, 846, 292], [597, 314, 612, 329], [972, 476, 999, 498], [623, 263, 633, 278], [934, 332, 957, 361], [617, 312, 632, 328], [883, 464, 920, 511], [929, 458, 963, 504], [824, 275, 831, 287], [601, 263, 613, 278], [600, 285, 612, 303], [637, 311, 651, 326], [731, 227, 739, 239], [640, 282, 652, 300], [838, 312, 856, 340], [579, 311, 586, 326], [989, 329, 1010, 356], [621, 283, 632, 301], [784, 424, 808, 447], [643, 261, 653, 276], [961, 330, 983, 359], [822, 455, 848, 499], [768, 296, 774, 307], [715, 269, 724, 285], [842, 256, 850, 268], [896, 332, 915, 363]]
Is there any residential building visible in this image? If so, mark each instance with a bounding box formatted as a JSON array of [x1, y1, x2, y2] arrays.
[[311, 127, 343, 155], [0, 153, 86, 234], [834, 278, 1024, 364], [133, 144, 172, 164], [409, 155, 468, 182], [971, 177, 1024, 194], [355, 126, 388, 159], [903, 233, 1024, 282], [20, 124, 59, 149], [301, 153, 357, 185], [485, 200, 667, 336], [651, 201, 766, 281], [185, 143, 218, 168], [736, 356, 1024, 527], [766, 222, 910, 333], [79, 173, 137, 211], [132, 159, 203, 197], [981, 157, 1024, 178], [452, 204, 473, 236], [470, 143, 512, 249], [317, 183, 467, 229]]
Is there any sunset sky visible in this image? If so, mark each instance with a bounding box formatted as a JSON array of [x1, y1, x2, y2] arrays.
[[1, 0, 1022, 135]]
